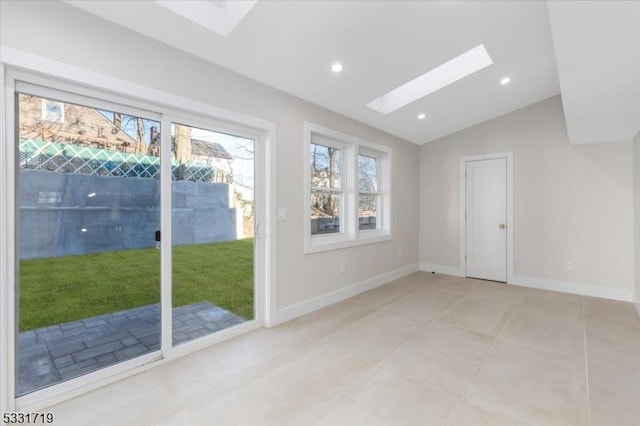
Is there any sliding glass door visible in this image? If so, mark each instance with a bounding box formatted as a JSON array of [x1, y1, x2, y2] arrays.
[[10, 75, 262, 403], [16, 90, 163, 396]]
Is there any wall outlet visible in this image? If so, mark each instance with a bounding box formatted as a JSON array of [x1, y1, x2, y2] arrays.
[[397, 248, 402, 257], [566, 260, 575, 271], [339, 261, 346, 273]]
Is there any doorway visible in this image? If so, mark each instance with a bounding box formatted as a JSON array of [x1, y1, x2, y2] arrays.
[[2, 68, 271, 409], [460, 152, 513, 283]]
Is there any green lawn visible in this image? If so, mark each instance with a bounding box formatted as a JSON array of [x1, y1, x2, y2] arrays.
[[19, 239, 254, 331]]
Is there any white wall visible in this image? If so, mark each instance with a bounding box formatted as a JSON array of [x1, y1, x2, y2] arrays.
[[634, 131, 640, 313], [420, 96, 634, 300], [0, 1, 419, 319]]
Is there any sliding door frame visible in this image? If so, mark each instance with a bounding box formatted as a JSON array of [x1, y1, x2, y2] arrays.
[[0, 49, 277, 412]]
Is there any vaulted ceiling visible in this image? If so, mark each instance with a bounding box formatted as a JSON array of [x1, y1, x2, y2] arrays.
[[64, 0, 639, 145]]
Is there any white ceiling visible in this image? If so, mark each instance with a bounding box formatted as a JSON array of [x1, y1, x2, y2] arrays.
[[63, 1, 638, 145]]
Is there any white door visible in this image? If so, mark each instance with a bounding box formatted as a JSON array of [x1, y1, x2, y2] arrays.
[[465, 158, 507, 281]]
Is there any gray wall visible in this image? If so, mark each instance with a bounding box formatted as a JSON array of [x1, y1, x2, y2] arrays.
[[171, 180, 237, 246], [20, 170, 236, 259], [634, 131, 640, 310], [419, 96, 634, 297]]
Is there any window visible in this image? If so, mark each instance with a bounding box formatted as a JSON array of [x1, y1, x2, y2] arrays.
[[304, 123, 392, 253], [41, 98, 65, 123], [358, 152, 379, 231], [310, 141, 342, 235]]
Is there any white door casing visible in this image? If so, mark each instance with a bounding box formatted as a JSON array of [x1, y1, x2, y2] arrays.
[[463, 156, 509, 282]]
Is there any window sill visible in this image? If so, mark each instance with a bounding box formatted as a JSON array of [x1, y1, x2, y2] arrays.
[[304, 232, 392, 254]]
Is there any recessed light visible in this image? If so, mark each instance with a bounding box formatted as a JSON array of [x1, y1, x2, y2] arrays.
[[500, 77, 511, 85], [417, 113, 426, 120], [367, 44, 493, 115], [331, 63, 343, 73]]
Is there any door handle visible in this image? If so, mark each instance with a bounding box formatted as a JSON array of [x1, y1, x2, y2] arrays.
[[499, 224, 506, 229]]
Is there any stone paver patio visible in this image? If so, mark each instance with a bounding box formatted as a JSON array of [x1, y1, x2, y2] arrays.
[[18, 301, 245, 396]]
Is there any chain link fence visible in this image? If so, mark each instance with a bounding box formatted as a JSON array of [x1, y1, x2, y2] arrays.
[[19, 139, 230, 183]]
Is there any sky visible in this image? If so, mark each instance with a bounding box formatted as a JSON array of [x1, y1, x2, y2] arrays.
[[191, 127, 255, 193]]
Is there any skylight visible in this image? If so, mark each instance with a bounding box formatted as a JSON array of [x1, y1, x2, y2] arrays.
[[155, 0, 257, 37], [366, 44, 493, 115]]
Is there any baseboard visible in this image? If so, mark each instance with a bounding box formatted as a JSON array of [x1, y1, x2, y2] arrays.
[[417, 262, 634, 302], [269, 264, 633, 327], [269, 263, 419, 327], [510, 275, 633, 302], [419, 263, 464, 277]]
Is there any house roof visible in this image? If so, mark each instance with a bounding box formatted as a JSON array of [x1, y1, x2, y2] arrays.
[[190, 139, 233, 160], [18, 94, 141, 152]]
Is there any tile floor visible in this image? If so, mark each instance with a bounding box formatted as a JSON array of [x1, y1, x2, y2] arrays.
[[46, 272, 640, 425]]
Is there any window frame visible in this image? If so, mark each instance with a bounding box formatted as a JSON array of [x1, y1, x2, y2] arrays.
[[303, 122, 392, 254], [309, 137, 345, 237]]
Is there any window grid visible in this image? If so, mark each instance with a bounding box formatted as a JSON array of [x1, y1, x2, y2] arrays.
[[304, 122, 392, 253]]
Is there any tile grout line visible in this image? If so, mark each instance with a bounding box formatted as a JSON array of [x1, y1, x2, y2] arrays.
[[448, 294, 526, 423], [437, 283, 524, 425], [391, 278, 480, 424], [391, 280, 595, 425], [379, 281, 474, 373], [297, 281, 443, 425], [496, 308, 587, 360], [470, 293, 522, 377], [453, 293, 579, 426], [582, 297, 591, 426], [367, 281, 450, 362], [353, 278, 474, 397], [423, 281, 479, 327]]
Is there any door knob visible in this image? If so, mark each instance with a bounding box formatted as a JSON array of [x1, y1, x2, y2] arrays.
[[499, 224, 506, 229]]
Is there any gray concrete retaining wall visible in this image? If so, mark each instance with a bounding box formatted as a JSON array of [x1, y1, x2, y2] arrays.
[[19, 170, 237, 259]]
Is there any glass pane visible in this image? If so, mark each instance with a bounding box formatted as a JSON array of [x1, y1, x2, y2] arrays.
[[311, 191, 342, 235], [358, 154, 378, 192], [358, 194, 378, 230], [310, 143, 341, 189], [17, 93, 161, 396], [171, 123, 254, 347]]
